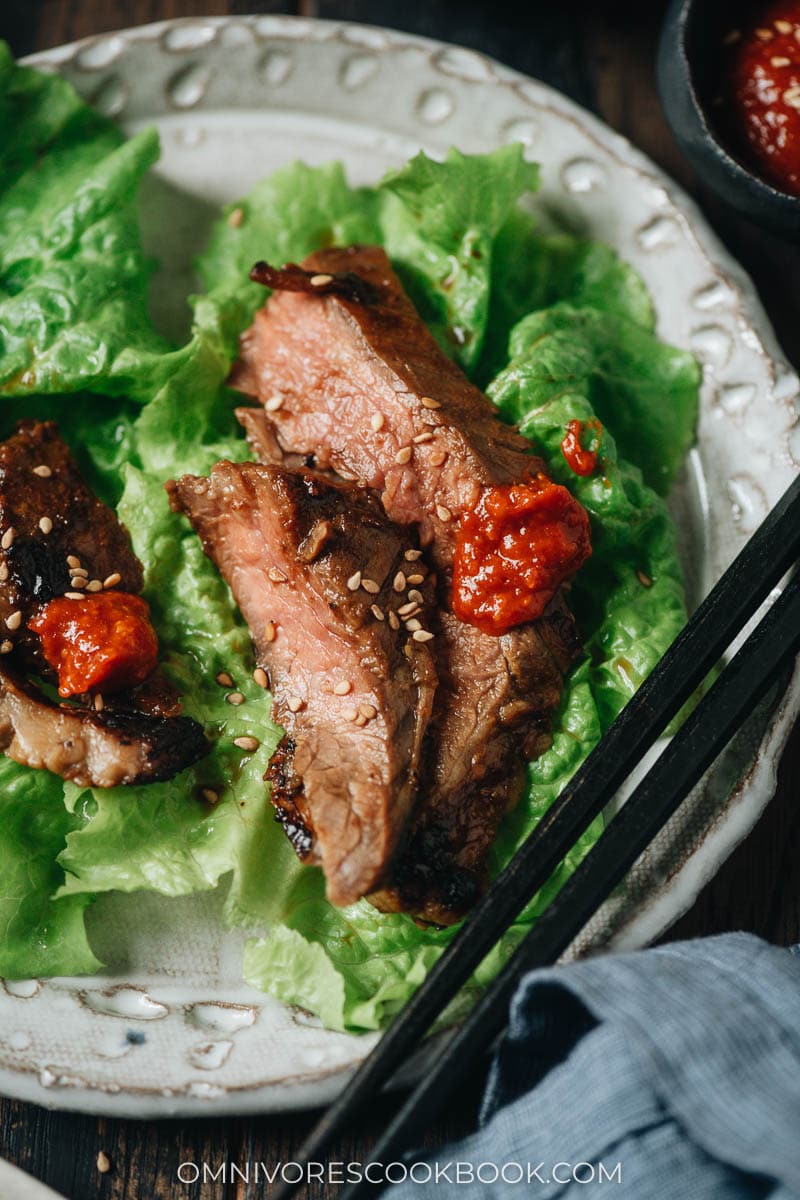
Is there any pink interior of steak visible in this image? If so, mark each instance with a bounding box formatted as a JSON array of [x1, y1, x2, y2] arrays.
[[167, 461, 437, 907], [231, 245, 581, 924]]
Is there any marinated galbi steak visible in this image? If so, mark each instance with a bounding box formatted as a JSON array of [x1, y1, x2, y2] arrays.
[[167, 462, 437, 907], [0, 663, 206, 787], [0, 420, 208, 785], [232, 246, 581, 923]]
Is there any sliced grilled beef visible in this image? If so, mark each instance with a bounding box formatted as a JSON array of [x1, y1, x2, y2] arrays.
[[0, 419, 143, 675], [0, 419, 208, 785], [167, 462, 437, 907], [0, 663, 207, 787], [232, 245, 581, 924]]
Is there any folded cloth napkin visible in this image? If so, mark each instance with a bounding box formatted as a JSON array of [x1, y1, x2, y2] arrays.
[[387, 934, 800, 1199]]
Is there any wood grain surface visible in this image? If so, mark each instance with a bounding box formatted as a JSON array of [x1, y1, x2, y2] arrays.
[[0, 3, 798, 1198]]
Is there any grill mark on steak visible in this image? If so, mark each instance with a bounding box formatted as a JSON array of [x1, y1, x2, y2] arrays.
[[167, 462, 438, 908], [0, 419, 208, 784], [0, 663, 208, 787], [232, 245, 581, 924]]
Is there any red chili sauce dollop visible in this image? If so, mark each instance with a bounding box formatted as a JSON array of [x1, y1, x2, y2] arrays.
[[725, 4, 800, 196], [29, 592, 159, 698], [560, 419, 602, 477], [452, 476, 591, 635]]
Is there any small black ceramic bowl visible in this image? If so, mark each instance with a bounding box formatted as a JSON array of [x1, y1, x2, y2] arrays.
[[657, 0, 800, 236]]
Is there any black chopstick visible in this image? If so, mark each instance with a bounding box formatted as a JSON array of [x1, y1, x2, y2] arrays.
[[341, 566, 800, 1197], [272, 474, 800, 1200]]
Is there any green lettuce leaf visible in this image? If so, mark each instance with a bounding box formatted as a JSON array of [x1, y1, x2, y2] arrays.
[[0, 757, 100, 978], [377, 146, 540, 373], [503, 303, 700, 495], [0, 45, 166, 401], [196, 161, 380, 354]]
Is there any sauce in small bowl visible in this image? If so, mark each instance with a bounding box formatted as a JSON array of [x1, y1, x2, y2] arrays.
[[658, 0, 800, 234]]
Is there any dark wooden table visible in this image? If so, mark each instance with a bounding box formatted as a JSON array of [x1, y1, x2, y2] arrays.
[[1, 2, 799, 1197]]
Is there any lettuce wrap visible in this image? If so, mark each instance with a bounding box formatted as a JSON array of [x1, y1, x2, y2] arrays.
[[0, 46, 699, 1030]]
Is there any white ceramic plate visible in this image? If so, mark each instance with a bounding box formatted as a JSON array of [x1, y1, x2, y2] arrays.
[[3, 15, 797, 1118], [0, 1159, 65, 1200]]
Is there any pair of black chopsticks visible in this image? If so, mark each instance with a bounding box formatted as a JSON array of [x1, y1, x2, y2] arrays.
[[273, 473, 800, 1200]]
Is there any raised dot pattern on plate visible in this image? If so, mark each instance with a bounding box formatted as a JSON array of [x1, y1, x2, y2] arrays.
[[168, 62, 214, 109], [636, 214, 681, 251], [416, 88, 455, 124], [259, 47, 293, 87], [502, 116, 539, 146], [339, 54, 379, 91], [561, 157, 608, 193], [90, 75, 128, 119], [163, 23, 217, 53], [75, 36, 124, 71]]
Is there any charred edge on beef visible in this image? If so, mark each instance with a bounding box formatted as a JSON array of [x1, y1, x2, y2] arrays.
[[250, 260, 380, 306]]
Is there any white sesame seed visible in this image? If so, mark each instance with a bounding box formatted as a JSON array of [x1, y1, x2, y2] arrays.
[[227, 206, 244, 228], [33, 465, 52, 478], [430, 448, 448, 467], [333, 680, 353, 696], [70, 577, 87, 589], [310, 273, 334, 287], [94, 694, 104, 712], [347, 571, 362, 591], [360, 703, 377, 720], [64, 592, 85, 600], [407, 573, 425, 585], [0, 564, 7, 582], [86, 579, 103, 593], [775, 18, 793, 33], [216, 671, 234, 688], [268, 567, 287, 584], [407, 589, 424, 604], [405, 618, 422, 632], [756, 27, 773, 40], [234, 735, 260, 752], [342, 706, 359, 722], [397, 601, 420, 617], [287, 695, 304, 713], [265, 394, 284, 412], [5, 611, 21, 631], [393, 571, 406, 592], [226, 692, 245, 706], [253, 667, 269, 689], [103, 572, 121, 589], [265, 621, 277, 643], [772, 55, 791, 66], [202, 788, 219, 805], [436, 505, 452, 522], [784, 85, 800, 107], [1, 528, 15, 550], [404, 549, 423, 562], [38, 517, 52, 535], [395, 445, 413, 465], [370, 413, 385, 433], [421, 396, 442, 409], [413, 432, 434, 444], [361, 578, 380, 594], [388, 611, 400, 631], [412, 629, 435, 642], [0, 641, 12, 654], [67, 555, 81, 570], [371, 604, 385, 621]]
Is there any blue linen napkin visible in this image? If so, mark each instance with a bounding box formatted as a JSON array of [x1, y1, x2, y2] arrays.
[[387, 934, 800, 1198]]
